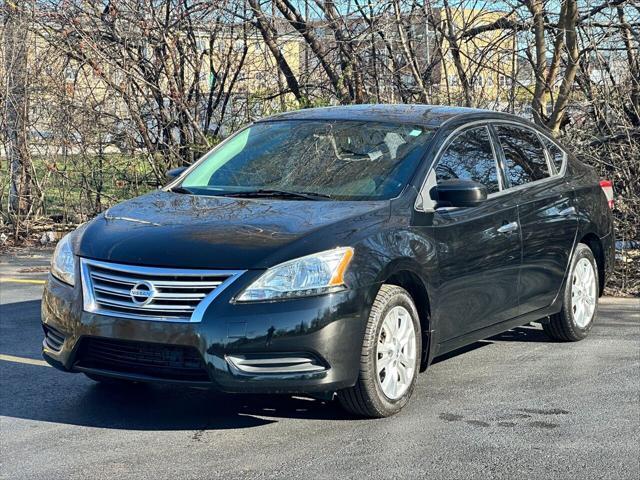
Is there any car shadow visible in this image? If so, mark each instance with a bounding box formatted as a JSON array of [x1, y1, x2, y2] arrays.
[[490, 324, 551, 343], [431, 340, 493, 365], [431, 324, 555, 365], [0, 362, 353, 430], [0, 299, 556, 431], [1, 299, 354, 431]]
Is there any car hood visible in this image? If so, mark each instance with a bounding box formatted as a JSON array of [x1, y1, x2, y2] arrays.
[[77, 190, 389, 269]]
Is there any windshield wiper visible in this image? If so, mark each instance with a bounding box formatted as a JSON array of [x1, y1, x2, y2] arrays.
[[168, 186, 193, 194], [219, 189, 332, 200]]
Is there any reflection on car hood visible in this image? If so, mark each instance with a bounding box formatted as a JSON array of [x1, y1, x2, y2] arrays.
[[78, 190, 389, 269]]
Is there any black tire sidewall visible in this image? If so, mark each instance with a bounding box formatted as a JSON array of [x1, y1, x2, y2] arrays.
[[366, 288, 422, 414]]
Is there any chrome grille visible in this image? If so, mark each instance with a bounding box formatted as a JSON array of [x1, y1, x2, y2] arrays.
[[80, 258, 245, 322]]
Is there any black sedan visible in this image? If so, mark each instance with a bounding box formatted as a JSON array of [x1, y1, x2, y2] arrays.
[[41, 105, 615, 417]]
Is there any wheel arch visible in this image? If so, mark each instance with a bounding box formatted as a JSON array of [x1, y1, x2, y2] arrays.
[[579, 232, 606, 296], [380, 262, 433, 371]]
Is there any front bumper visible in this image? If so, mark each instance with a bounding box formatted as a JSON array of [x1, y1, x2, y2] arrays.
[[41, 273, 375, 394]]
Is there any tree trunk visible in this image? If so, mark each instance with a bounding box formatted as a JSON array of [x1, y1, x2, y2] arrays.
[[529, 0, 549, 125], [547, 0, 579, 134], [442, 1, 472, 107], [3, 1, 33, 218], [392, 0, 429, 103], [274, 0, 350, 103], [617, 5, 640, 126], [249, 0, 306, 107]]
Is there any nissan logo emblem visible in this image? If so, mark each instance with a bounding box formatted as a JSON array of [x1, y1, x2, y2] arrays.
[[130, 281, 157, 306]]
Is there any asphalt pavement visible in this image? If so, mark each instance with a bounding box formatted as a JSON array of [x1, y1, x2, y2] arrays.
[[1, 250, 639, 479]]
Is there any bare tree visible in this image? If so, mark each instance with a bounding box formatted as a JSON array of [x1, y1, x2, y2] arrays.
[[248, 0, 306, 106], [2, 0, 34, 225], [2, 0, 638, 293]]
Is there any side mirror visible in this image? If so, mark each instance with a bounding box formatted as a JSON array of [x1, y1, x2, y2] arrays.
[[166, 166, 188, 182], [434, 179, 488, 208]]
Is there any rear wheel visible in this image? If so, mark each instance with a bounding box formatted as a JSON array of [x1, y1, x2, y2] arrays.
[[543, 243, 598, 341], [338, 285, 421, 418]]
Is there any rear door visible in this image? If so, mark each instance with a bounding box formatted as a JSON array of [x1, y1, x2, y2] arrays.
[[492, 123, 578, 314], [427, 124, 522, 340]]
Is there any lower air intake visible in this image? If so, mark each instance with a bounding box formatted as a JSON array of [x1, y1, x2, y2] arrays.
[[75, 337, 210, 382], [43, 325, 66, 351]]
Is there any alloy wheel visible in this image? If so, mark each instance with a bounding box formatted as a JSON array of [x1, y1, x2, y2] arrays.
[[376, 306, 417, 400], [571, 257, 597, 328]]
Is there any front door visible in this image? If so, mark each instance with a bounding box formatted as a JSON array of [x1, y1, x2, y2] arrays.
[[425, 125, 522, 341]]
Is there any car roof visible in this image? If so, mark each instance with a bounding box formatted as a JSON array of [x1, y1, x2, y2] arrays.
[[257, 104, 530, 129]]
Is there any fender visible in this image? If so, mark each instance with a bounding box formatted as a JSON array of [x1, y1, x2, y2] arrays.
[[374, 256, 436, 371]]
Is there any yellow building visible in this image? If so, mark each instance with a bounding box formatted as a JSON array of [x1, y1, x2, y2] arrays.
[[439, 8, 518, 102]]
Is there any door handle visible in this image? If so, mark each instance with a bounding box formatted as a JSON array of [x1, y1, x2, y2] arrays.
[[497, 221, 519, 234], [559, 206, 576, 216]]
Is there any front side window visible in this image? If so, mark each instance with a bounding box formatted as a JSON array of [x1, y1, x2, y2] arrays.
[[495, 125, 550, 187], [180, 120, 434, 200], [435, 126, 500, 194]]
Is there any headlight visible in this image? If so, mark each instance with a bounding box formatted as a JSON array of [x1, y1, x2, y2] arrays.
[[51, 233, 75, 286], [236, 247, 354, 302]]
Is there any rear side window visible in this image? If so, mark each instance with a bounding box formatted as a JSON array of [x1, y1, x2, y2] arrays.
[[495, 125, 550, 187], [435, 126, 500, 194], [542, 137, 565, 174]]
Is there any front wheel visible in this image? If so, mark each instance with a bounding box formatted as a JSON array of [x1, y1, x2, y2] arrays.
[[338, 284, 421, 418], [543, 243, 599, 341]]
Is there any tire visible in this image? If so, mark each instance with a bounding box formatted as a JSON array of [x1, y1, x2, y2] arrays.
[[338, 284, 422, 418], [84, 372, 138, 385], [543, 243, 599, 341]]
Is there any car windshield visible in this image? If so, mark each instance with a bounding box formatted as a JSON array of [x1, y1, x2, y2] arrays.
[[179, 120, 434, 200]]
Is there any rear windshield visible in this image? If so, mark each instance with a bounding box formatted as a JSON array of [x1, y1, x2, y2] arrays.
[[180, 120, 434, 200]]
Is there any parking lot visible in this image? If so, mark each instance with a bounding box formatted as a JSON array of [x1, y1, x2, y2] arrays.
[[1, 250, 639, 480]]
